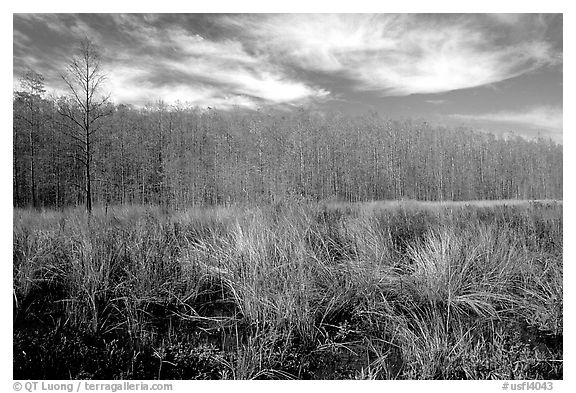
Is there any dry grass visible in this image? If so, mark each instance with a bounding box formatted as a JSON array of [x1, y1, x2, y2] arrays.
[[13, 200, 562, 379]]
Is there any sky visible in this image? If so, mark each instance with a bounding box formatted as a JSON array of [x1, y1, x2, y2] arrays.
[[13, 13, 563, 142]]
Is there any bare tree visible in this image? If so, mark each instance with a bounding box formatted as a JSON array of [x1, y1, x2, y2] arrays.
[[58, 37, 112, 213]]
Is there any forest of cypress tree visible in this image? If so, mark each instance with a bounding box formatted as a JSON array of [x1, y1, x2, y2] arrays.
[[13, 86, 563, 209]]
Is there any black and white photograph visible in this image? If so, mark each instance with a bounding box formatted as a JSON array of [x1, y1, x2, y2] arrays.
[[11, 7, 565, 384]]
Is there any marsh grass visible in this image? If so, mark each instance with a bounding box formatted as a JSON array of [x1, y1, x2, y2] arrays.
[[13, 200, 562, 379]]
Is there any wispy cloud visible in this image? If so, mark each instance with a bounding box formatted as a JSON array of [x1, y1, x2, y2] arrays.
[[14, 14, 331, 109], [222, 14, 561, 96], [451, 106, 563, 133], [16, 14, 104, 42], [425, 99, 448, 105], [13, 14, 562, 111], [108, 17, 330, 108]]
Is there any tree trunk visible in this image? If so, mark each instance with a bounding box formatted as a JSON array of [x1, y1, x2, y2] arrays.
[[85, 130, 92, 214], [29, 128, 37, 208]]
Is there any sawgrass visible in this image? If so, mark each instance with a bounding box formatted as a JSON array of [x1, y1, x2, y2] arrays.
[[13, 200, 562, 379]]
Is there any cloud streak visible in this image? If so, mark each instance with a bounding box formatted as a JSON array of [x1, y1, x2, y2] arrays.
[[451, 106, 563, 133], [223, 14, 561, 96]]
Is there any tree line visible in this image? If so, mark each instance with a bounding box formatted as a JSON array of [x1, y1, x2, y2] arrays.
[[13, 39, 563, 211]]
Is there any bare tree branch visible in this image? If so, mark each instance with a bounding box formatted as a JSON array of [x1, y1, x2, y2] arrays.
[[58, 37, 112, 214]]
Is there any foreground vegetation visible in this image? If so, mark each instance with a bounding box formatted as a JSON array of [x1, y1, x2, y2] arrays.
[[13, 200, 562, 379]]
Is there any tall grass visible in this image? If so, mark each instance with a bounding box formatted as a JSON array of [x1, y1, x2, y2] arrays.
[[13, 201, 562, 379]]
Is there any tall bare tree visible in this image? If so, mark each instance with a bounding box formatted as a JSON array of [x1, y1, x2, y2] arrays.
[[58, 37, 112, 213]]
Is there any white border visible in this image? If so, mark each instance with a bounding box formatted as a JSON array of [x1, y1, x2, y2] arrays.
[[2, 2, 572, 392]]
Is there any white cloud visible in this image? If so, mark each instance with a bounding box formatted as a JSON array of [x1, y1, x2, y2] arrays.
[[104, 15, 329, 107], [106, 62, 329, 110], [15, 14, 561, 108], [226, 14, 560, 96], [164, 56, 328, 105], [450, 106, 563, 133], [105, 65, 259, 109]]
